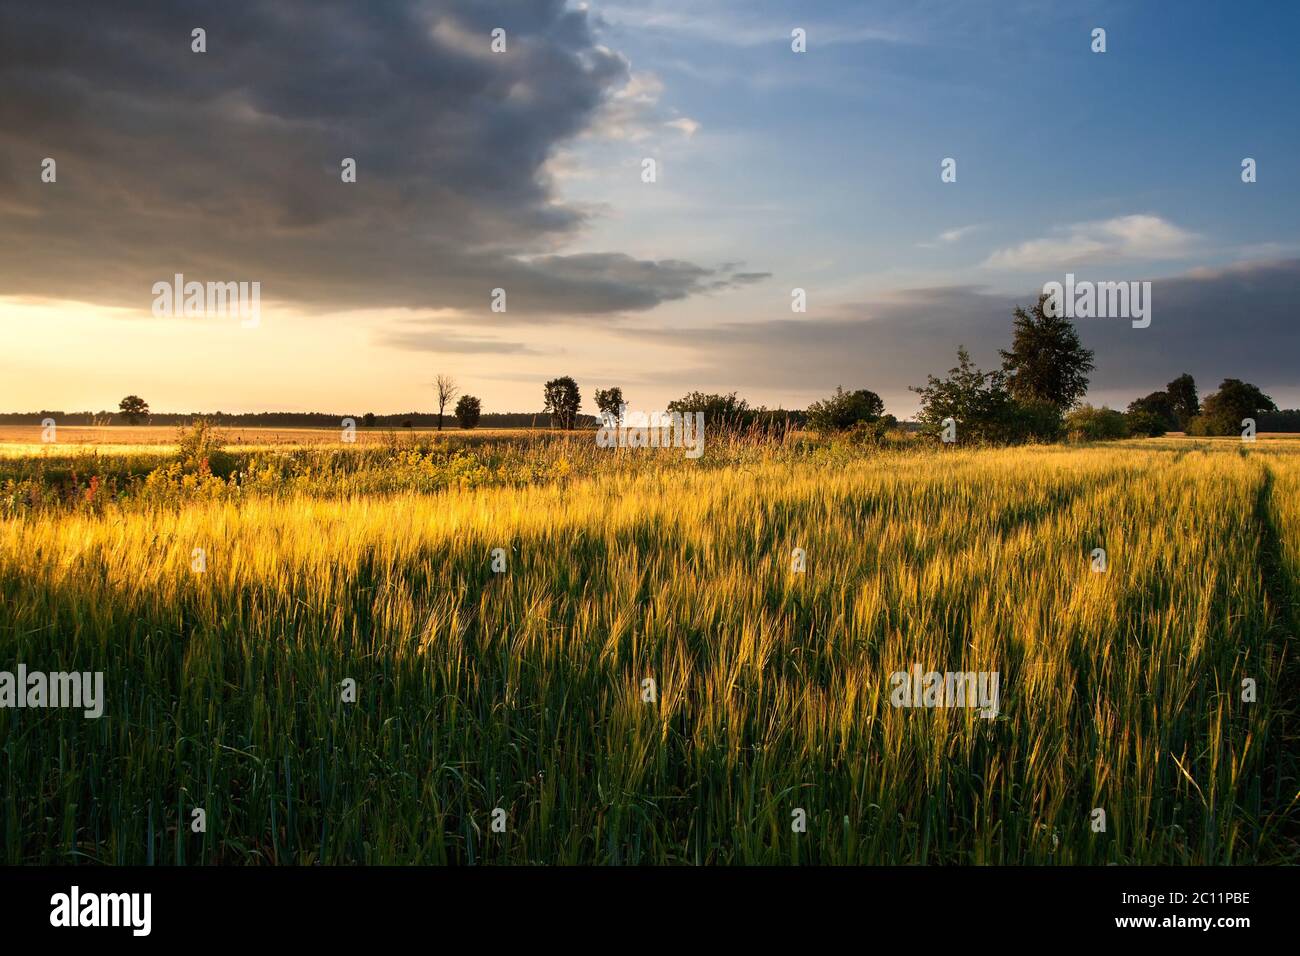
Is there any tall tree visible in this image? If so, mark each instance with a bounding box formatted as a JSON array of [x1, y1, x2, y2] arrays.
[[1194, 379, 1276, 434], [998, 294, 1094, 411], [594, 387, 624, 424], [1126, 391, 1178, 432], [543, 376, 581, 430], [434, 374, 458, 431], [1165, 373, 1199, 429], [118, 395, 149, 424]]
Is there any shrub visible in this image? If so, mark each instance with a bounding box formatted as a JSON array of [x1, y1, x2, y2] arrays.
[[1126, 408, 1168, 437], [911, 347, 1016, 444], [1003, 399, 1064, 443], [844, 419, 891, 446], [175, 419, 235, 475], [1064, 405, 1129, 442], [666, 391, 752, 430], [911, 351, 1063, 445], [806, 386, 885, 436]]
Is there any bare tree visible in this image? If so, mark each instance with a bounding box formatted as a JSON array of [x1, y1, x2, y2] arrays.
[[434, 374, 459, 431]]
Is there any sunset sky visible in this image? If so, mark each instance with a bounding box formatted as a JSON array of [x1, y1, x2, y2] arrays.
[[2, 0, 1298, 417]]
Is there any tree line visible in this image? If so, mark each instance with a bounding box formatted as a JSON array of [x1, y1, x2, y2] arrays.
[[7, 308, 1292, 440], [904, 295, 1283, 443]]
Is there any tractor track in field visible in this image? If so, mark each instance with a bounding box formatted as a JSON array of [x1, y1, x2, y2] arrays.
[[1250, 462, 1300, 860], [1253, 463, 1298, 638]]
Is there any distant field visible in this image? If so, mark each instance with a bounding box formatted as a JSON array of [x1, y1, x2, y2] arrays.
[[4, 423, 1298, 457], [0, 423, 570, 456], [1, 433, 1297, 864]]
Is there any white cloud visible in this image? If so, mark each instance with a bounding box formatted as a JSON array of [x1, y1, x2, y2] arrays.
[[983, 215, 1201, 269], [585, 69, 700, 143], [918, 224, 981, 248], [664, 117, 701, 137], [586, 68, 663, 141], [938, 225, 980, 243], [596, 4, 906, 47]]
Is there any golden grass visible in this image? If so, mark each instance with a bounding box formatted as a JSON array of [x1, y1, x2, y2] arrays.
[[1, 437, 1296, 863], [0, 424, 564, 457]]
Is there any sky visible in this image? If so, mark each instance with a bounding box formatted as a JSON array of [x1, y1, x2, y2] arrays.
[[2, 0, 1297, 418]]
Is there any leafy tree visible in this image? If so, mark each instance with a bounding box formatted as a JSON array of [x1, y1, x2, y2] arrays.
[[1065, 405, 1130, 441], [1125, 408, 1168, 437], [543, 376, 582, 430], [911, 347, 1016, 444], [805, 386, 885, 435], [666, 391, 751, 429], [1188, 379, 1276, 435], [118, 395, 150, 425], [1165, 373, 1199, 429], [594, 387, 624, 423], [1126, 391, 1178, 433], [999, 294, 1095, 411], [434, 374, 459, 431], [362, 412, 377, 428], [454, 395, 482, 429]]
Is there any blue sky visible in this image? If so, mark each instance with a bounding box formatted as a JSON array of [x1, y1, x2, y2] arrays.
[[555, 0, 1300, 412], [2, 0, 1297, 416], [580, 0, 1300, 289]]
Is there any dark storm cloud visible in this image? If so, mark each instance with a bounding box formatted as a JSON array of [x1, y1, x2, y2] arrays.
[[620, 259, 1300, 410], [0, 0, 749, 315]]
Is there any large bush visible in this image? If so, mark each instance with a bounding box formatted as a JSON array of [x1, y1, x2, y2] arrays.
[[1003, 399, 1064, 443], [911, 347, 1014, 444], [1125, 408, 1168, 437], [806, 386, 885, 435], [912, 349, 1061, 444], [666, 391, 752, 430], [1064, 405, 1129, 441]]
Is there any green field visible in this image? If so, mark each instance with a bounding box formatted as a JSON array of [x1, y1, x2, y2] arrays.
[[1, 431, 1297, 863]]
